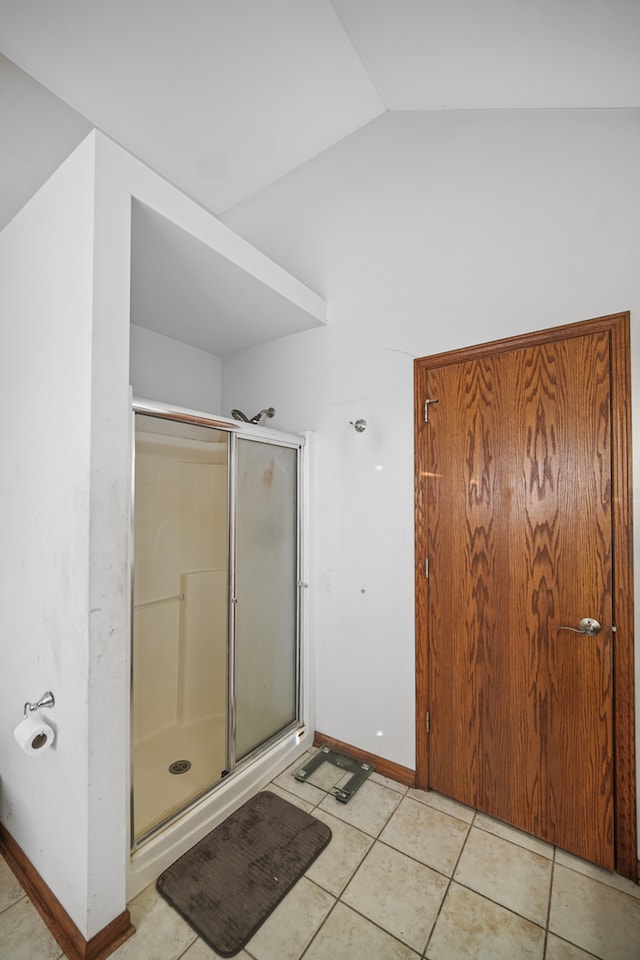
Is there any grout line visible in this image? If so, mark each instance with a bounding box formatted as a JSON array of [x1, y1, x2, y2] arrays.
[[471, 818, 554, 861], [405, 788, 477, 826], [373, 785, 406, 837], [154, 772, 623, 960], [266, 771, 404, 956], [541, 846, 558, 958], [300, 893, 424, 959], [298, 891, 340, 960], [333, 900, 425, 957], [269, 772, 611, 958], [451, 876, 548, 934], [422, 808, 477, 959], [553, 850, 640, 899], [374, 836, 463, 883], [280, 777, 406, 841], [448, 814, 552, 930], [162, 767, 633, 960], [330, 836, 376, 898], [0, 892, 27, 918], [173, 931, 200, 960]]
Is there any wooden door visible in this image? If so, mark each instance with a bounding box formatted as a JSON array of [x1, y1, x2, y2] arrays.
[[414, 314, 636, 878]]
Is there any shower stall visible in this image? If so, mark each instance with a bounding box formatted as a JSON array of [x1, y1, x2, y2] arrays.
[[130, 402, 305, 853]]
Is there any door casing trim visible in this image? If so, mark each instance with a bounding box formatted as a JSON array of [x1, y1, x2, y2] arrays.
[[414, 312, 637, 880]]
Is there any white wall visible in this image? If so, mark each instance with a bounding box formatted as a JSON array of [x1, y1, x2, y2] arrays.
[[86, 133, 134, 936], [0, 132, 134, 940], [130, 323, 222, 412], [221, 109, 640, 787], [0, 136, 97, 933], [0, 53, 91, 233], [0, 126, 329, 936]]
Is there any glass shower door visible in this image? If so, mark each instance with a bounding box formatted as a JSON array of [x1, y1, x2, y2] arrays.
[[132, 414, 229, 844], [131, 412, 303, 848], [233, 438, 299, 760]]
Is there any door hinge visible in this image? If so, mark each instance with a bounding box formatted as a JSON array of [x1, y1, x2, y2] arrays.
[[424, 398, 439, 422], [425, 557, 429, 578], [426, 711, 430, 733]]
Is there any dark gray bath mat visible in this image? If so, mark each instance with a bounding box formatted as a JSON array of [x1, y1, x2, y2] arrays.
[[156, 790, 332, 957]]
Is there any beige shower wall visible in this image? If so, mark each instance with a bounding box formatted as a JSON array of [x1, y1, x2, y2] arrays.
[[133, 432, 228, 744]]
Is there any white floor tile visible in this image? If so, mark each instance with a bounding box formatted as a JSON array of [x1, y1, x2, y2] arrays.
[[380, 795, 469, 876], [426, 883, 545, 960], [0, 856, 24, 913], [111, 882, 197, 960], [303, 902, 420, 959], [549, 863, 640, 960], [454, 825, 552, 925], [369, 772, 410, 795], [0, 897, 64, 960], [317, 778, 401, 837], [181, 937, 253, 959], [554, 847, 640, 899], [244, 877, 334, 960], [304, 807, 373, 896], [545, 933, 601, 959], [407, 787, 475, 823], [473, 811, 554, 859], [341, 841, 448, 952], [124, 767, 640, 960]]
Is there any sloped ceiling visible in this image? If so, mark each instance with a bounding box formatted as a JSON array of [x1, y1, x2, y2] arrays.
[[1, 0, 639, 236], [0, 0, 382, 222], [334, 0, 640, 110]]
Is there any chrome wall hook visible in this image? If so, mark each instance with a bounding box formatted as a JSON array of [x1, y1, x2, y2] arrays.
[[23, 691, 55, 718], [349, 419, 367, 433]]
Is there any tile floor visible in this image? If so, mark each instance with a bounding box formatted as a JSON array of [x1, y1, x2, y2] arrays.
[[2, 750, 640, 959]]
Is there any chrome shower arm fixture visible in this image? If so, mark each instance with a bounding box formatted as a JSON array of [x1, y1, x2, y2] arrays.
[[231, 407, 276, 424], [251, 407, 275, 424]]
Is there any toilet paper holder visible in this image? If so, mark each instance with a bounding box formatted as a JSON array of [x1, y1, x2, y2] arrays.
[[23, 691, 55, 718]]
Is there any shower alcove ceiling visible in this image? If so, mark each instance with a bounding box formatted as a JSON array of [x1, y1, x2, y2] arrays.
[[130, 199, 326, 357]]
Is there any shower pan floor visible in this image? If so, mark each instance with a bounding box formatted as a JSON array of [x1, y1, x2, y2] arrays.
[[133, 715, 226, 842]]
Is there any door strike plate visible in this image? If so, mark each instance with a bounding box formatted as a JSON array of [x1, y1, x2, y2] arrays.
[[294, 747, 375, 803]]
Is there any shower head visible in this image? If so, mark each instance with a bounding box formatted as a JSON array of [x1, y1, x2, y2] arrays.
[[230, 407, 276, 425], [249, 407, 276, 424]]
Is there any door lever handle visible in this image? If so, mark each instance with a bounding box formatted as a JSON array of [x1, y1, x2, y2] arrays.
[[557, 617, 601, 636]]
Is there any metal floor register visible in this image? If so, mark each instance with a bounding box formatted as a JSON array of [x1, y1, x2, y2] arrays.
[[294, 747, 374, 803]]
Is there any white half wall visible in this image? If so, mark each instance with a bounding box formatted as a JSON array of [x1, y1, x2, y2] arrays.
[[221, 109, 640, 817], [130, 324, 222, 412]]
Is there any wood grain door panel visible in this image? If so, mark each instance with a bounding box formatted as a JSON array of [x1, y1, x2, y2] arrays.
[[415, 315, 635, 875]]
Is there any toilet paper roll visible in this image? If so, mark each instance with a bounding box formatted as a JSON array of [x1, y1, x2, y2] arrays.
[[13, 714, 55, 755]]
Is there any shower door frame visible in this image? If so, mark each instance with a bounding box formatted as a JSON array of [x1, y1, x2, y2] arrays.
[[129, 399, 307, 850], [226, 428, 305, 773]]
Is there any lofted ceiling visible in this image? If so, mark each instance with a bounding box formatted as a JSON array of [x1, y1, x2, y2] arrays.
[[1, 0, 639, 233]]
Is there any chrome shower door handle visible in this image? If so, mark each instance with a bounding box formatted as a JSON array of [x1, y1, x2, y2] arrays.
[[557, 617, 602, 636]]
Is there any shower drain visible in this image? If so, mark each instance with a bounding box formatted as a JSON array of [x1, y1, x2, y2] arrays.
[[169, 759, 191, 775]]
